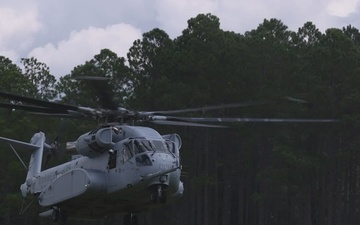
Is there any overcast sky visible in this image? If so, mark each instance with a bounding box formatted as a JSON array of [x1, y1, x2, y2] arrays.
[[1, 0, 359, 80]]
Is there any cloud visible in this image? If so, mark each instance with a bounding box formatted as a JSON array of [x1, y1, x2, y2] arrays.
[[0, 49, 18, 63], [152, 0, 343, 37], [0, 5, 41, 62], [28, 23, 142, 79], [327, 0, 360, 17], [154, 0, 218, 37], [213, 0, 340, 33], [1, 0, 359, 79]]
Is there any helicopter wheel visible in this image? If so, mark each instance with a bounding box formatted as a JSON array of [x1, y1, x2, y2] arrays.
[[150, 185, 167, 204], [159, 190, 167, 204], [150, 191, 159, 203], [123, 214, 131, 225], [61, 210, 67, 223], [131, 215, 139, 225], [52, 208, 60, 222], [150, 185, 161, 203], [51, 207, 67, 223], [123, 213, 138, 225]]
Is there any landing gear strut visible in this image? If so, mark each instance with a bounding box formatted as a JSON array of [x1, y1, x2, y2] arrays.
[[52, 207, 67, 223], [52, 209, 59, 222], [150, 185, 167, 204], [123, 213, 138, 225]]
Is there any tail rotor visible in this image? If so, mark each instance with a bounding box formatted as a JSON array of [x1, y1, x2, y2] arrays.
[[43, 119, 67, 168]]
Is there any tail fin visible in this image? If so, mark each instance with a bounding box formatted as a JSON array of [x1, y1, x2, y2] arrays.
[[26, 132, 46, 179], [0, 132, 46, 195]]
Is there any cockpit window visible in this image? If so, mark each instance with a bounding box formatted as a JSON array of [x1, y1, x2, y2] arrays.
[[122, 139, 178, 163], [129, 139, 166, 154], [136, 154, 152, 166], [165, 141, 177, 154], [122, 147, 133, 163]]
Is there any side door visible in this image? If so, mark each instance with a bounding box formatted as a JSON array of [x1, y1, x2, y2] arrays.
[[117, 143, 140, 190], [107, 148, 119, 188]]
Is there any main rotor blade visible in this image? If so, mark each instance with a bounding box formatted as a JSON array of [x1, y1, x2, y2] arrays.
[[75, 76, 108, 81], [0, 91, 78, 111], [161, 116, 340, 123], [0, 102, 68, 114], [141, 96, 313, 116], [151, 120, 227, 128], [141, 101, 269, 116], [283, 96, 310, 104], [27, 112, 85, 118]]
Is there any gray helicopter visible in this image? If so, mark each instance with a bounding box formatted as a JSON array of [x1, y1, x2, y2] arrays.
[[0, 84, 338, 224]]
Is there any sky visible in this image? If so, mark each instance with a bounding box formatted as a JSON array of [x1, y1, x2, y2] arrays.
[[1, 0, 359, 80]]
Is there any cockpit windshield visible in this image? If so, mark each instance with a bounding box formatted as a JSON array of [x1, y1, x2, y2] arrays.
[[126, 139, 175, 155], [121, 139, 178, 165]]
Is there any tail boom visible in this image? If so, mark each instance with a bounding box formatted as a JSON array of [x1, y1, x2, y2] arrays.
[[0, 132, 46, 196]]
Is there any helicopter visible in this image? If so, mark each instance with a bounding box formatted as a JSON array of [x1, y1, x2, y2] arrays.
[[0, 78, 338, 224]]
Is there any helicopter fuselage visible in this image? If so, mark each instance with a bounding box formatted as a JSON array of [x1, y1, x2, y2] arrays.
[[19, 125, 184, 220]]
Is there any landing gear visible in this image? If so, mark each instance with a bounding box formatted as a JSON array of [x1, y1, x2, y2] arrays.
[[123, 213, 138, 225], [52, 207, 67, 223], [150, 185, 167, 204], [159, 190, 167, 203], [52, 209, 59, 222], [61, 210, 68, 223]]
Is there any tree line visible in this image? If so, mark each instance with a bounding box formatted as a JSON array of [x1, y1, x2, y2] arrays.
[[1, 13, 360, 225]]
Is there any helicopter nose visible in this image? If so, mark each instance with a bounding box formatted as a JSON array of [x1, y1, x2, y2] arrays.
[[135, 154, 152, 166], [152, 152, 177, 169], [138, 153, 178, 180]]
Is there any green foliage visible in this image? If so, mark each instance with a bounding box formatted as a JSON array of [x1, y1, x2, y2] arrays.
[[0, 56, 34, 95], [125, 14, 360, 225], [21, 57, 57, 99], [57, 49, 131, 108], [127, 28, 173, 109]]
